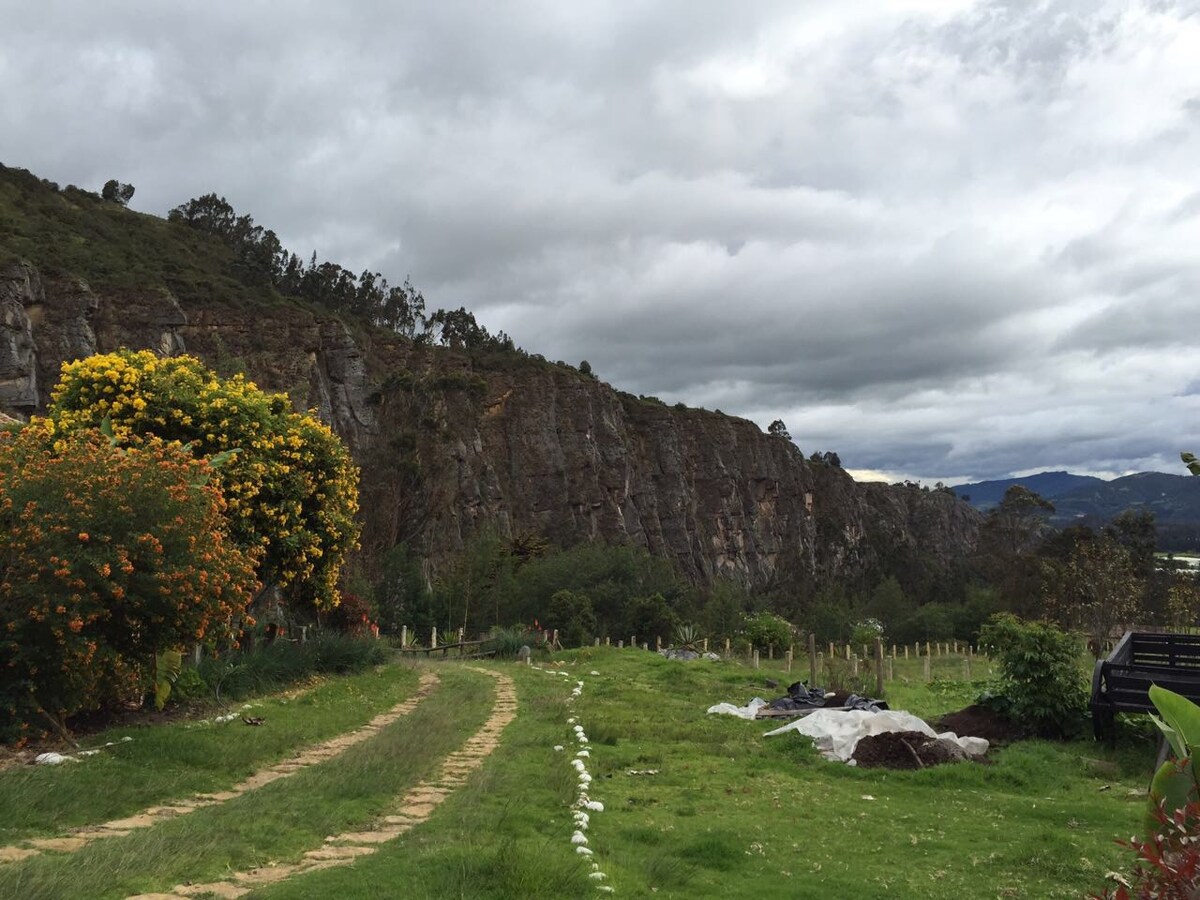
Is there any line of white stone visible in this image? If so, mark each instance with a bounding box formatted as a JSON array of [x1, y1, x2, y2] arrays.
[[533, 664, 612, 893]]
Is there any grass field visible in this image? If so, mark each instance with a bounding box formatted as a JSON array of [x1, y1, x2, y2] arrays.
[[0, 648, 1156, 899]]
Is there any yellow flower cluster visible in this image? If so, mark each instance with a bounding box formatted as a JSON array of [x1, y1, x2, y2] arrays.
[[49, 350, 360, 610]]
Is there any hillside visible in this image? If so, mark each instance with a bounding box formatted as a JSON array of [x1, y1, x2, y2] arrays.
[[0, 162, 981, 591], [957, 469, 1200, 525], [955, 468, 1200, 551], [952, 471, 1105, 509]]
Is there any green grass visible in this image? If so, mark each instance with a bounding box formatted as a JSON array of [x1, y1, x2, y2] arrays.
[[0, 665, 492, 900], [0, 661, 420, 844], [249, 651, 1150, 899], [250, 666, 593, 900], [560, 649, 1147, 898], [0, 651, 1158, 899]]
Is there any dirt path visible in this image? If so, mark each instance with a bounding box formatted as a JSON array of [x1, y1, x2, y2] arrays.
[[0, 671, 440, 866], [128, 666, 518, 900]]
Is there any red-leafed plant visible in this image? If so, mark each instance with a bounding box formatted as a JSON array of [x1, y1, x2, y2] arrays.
[[1092, 800, 1200, 899], [1092, 684, 1200, 898]]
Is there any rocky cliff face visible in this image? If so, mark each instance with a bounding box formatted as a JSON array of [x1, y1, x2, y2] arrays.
[[0, 259, 981, 590]]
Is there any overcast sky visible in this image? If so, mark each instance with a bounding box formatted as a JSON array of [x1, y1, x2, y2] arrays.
[[4, 0, 1200, 485]]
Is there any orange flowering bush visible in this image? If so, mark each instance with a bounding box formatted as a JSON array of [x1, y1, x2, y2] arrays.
[[48, 350, 360, 610], [0, 425, 259, 741]]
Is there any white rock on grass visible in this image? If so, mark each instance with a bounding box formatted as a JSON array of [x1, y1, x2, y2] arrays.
[[34, 752, 75, 765]]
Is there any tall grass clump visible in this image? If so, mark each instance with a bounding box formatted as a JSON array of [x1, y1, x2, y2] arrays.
[[485, 626, 544, 660], [197, 632, 388, 701]]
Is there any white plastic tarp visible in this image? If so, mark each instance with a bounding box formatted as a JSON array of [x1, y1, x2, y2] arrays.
[[762, 708, 989, 763], [706, 697, 768, 720]]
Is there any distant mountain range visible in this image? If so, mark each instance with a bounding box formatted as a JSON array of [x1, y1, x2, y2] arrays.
[[951, 471, 1106, 509], [953, 470, 1200, 550]]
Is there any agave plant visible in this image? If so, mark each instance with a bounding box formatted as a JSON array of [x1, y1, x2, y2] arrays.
[[673, 623, 701, 651]]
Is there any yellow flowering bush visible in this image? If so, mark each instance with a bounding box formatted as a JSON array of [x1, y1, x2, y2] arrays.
[[48, 350, 360, 610]]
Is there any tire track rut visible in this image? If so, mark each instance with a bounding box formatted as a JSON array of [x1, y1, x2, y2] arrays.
[[0, 671, 439, 866], [129, 667, 517, 900]]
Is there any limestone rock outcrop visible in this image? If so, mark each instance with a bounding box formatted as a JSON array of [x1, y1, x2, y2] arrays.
[[0, 257, 980, 587]]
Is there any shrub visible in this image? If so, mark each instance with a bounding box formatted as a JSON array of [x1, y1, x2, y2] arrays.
[[48, 350, 360, 610], [1092, 687, 1200, 897], [197, 631, 387, 700], [623, 593, 679, 644], [742, 612, 794, 654], [325, 592, 376, 637], [544, 589, 596, 647], [0, 424, 258, 741], [485, 625, 544, 660], [1091, 800, 1200, 898], [850, 618, 885, 648], [978, 613, 1086, 738]]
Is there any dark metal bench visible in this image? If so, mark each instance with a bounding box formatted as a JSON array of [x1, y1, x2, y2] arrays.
[[1091, 630, 1200, 741]]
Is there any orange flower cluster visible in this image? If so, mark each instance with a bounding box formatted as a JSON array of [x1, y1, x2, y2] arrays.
[[48, 350, 359, 611], [0, 426, 259, 740]]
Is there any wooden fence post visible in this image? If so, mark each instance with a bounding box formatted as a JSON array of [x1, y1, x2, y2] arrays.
[[656, 635, 662, 651], [702, 638, 709, 652], [886, 657, 894, 682], [808, 633, 817, 684], [874, 638, 884, 697], [400, 625, 408, 647], [725, 638, 731, 656], [786, 648, 793, 673], [594, 637, 600, 646], [605, 636, 610, 646], [431, 626, 438, 649], [630, 635, 636, 649], [618, 640, 624, 649], [752, 648, 760, 670]]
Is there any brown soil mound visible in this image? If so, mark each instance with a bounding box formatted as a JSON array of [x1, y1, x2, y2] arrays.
[[936, 704, 1025, 745], [852, 731, 969, 770]]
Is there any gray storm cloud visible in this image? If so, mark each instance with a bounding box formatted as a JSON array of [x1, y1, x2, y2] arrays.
[[3, 0, 1200, 483]]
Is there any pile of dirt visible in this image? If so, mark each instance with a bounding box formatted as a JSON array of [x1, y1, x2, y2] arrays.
[[851, 731, 971, 770], [936, 704, 1026, 745]]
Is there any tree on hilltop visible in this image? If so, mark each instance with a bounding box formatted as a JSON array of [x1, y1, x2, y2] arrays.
[[101, 179, 135, 206]]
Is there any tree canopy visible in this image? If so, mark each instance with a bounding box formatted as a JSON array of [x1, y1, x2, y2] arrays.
[[0, 423, 258, 740], [47, 350, 360, 610]]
